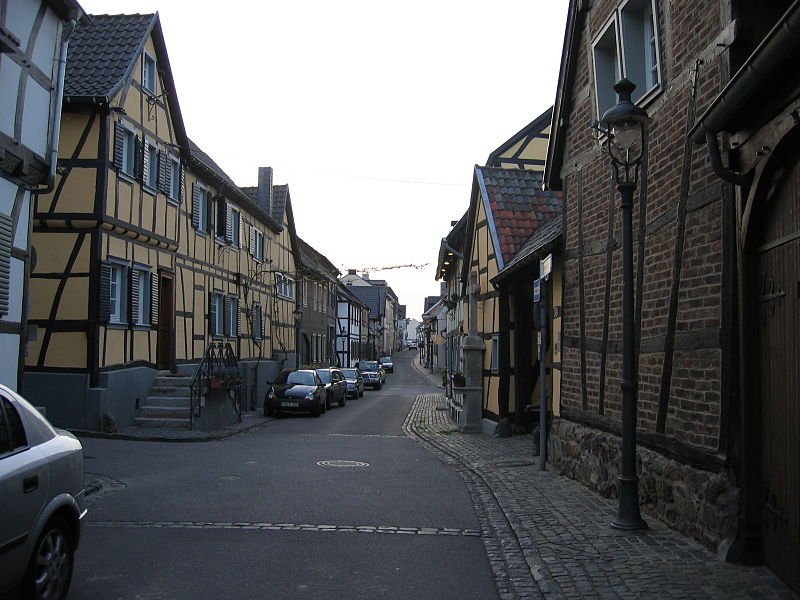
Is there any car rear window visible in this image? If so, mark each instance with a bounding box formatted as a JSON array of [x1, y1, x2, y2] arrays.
[[316, 370, 331, 383], [342, 369, 357, 377]]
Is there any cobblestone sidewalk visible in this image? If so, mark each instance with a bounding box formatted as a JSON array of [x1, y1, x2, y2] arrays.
[[402, 393, 796, 600]]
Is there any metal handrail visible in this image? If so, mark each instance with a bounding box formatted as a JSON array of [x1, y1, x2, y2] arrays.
[[189, 341, 242, 430]]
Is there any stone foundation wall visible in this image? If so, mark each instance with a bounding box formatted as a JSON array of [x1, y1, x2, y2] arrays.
[[548, 418, 739, 556]]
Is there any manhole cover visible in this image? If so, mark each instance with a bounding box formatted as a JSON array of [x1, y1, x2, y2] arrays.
[[316, 460, 370, 468]]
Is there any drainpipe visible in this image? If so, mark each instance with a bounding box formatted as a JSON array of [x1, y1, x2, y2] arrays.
[[32, 19, 77, 194], [704, 132, 750, 188]]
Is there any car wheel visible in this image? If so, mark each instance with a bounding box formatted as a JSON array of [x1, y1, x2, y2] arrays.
[[312, 400, 322, 417], [264, 405, 273, 417], [23, 516, 74, 600], [359, 389, 364, 398], [339, 395, 346, 407], [325, 396, 331, 410]]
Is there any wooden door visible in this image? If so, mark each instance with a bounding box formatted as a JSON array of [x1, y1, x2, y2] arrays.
[[157, 272, 175, 371], [755, 147, 800, 593]]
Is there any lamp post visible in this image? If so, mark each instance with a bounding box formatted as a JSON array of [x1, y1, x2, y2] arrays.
[[600, 78, 650, 531], [293, 306, 304, 369]]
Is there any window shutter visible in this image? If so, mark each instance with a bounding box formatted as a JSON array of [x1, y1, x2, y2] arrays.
[[130, 268, 139, 323], [253, 305, 262, 340], [209, 195, 216, 234], [249, 227, 256, 257], [209, 293, 217, 336], [113, 123, 124, 171], [0, 213, 12, 317], [239, 212, 244, 246], [150, 271, 159, 326], [134, 136, 143, 180], [192, 184, 201, 229], [236, 299, 241, 336], [98, 262, 112, 323], [225, 203, 233, 243], [179, 165, 185, 203], [142, 142, 150, 185], [223, 296, 231, 336], [158, 151, 169, 193]]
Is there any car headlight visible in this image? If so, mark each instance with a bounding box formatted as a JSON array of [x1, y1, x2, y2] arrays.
[[268, 389, 276, 399], [305, 391, 315, 399]]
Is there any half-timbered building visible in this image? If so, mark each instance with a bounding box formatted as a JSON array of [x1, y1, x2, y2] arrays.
[[24, 14, 297, 429], [544, 0, 799, 588], [296, 237, 339, 367], [335, 282, 369, 368], [0, 0, 86, 391]]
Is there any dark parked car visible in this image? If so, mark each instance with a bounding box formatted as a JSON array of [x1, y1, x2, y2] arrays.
[[0, 384, 87, 600], [357, 361, 384, 390], [316, 368, 347, 409], [340, 368, 364, 398], [264, 369, 327, 417], [379, 356, 394, 373]]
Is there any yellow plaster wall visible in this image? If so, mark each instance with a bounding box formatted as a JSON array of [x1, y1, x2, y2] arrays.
[[45, 333, 87, 368]]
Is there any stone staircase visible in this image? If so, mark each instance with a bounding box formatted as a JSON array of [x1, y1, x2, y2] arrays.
[[134, 371, 194, 429]]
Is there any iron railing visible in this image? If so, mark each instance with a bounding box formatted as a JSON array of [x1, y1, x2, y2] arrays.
[[189, 341, 242, 430]]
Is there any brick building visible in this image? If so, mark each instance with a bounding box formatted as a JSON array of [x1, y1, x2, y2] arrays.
[[544, 0, 799, 590]]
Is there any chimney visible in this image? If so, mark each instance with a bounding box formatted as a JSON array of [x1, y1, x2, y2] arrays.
[[348, 269, 357, 275], [257, 167, 273, 215], [362, 273, 370, 280]]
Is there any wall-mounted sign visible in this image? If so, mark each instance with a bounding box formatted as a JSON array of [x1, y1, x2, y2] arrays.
[[533, 279, 541, 303], [540, 254, 552, 279]]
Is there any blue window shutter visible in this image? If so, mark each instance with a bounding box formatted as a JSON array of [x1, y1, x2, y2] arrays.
[[209, 292, 216, 336], [192, 184, 201, 230], [98, 262, 111, 323], [150, 271, 159, 327]]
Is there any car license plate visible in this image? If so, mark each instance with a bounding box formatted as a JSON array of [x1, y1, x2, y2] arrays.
[[281, 401, 299, 408]]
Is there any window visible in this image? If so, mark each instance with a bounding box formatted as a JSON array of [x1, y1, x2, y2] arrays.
[[169, 156, 182, 201], [108, 263, 128, 323], [216, 198, 227, 240], [192, 183, 211, 233], [491, 334, 499, 373], [275, 273, 295, 300], [251, 228, 265, 261], [592, 0, 660, 117], [145, 140, 158, 190], [133, 268, 151, 325], [210, 292, 224, 336], [116, 125, 136, 177], [229, 296, 239, 337], [231, 208, 240, 247], [0, 397, 27, 455], [253, 303, 263, 340], [142, 52, 157, 94]]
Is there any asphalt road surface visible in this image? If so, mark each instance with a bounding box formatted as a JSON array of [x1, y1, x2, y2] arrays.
[[68, 352, 498, 599]]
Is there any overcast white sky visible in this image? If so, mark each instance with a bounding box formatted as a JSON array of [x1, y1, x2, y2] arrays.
[[78, 0, 569, 320]]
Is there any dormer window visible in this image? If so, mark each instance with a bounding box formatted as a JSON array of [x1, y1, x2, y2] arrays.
[[142, 52, 157, 95]]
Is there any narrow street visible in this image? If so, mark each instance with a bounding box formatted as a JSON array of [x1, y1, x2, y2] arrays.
[[70, 353, 498, 599]]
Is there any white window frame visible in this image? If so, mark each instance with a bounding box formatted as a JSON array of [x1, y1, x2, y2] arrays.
[[169, 155, 181, 201], [592, 0, 661, 119], [134, 267, 151, 325], [197, 185, 210, 233], [213, 292, 225, 337], [121, 127, 136, 177], [145, 139, 158, 191], [229, 296, 239, 337], [231, 208, 240, 248], [253, 229, 265, 261], [142, 51, 157, 95], [109, 263, 128, 324]]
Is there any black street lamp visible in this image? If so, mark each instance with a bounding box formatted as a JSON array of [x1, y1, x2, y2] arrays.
[[293, 306, 304, 369], [600, 78, 650, 531]]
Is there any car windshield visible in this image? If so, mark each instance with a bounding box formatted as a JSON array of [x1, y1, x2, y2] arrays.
[[360, 361, 379, 372], [341, 369, 358, 378], [286, 371, 315, 385], [380, 357, 391, 363], [316, 370, 331, 383]]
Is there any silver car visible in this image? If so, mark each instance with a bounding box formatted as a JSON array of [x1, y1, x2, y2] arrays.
[[0, 384, 86, 600]]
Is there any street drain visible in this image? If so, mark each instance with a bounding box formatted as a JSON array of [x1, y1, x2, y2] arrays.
[[317, 460, 369, 468]]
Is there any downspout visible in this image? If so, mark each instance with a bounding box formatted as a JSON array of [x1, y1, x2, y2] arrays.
[[34, 19, 77, 194], [442, 240, 464, 260], [704, 132, 750, 188]]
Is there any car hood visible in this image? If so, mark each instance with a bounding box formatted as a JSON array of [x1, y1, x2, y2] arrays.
[[274, 384, 317, 398]]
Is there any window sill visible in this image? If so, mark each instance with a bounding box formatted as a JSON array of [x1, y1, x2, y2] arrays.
[[132, 324, 152, 331], [106, 322, 129, 330], [118, 171, 137, 184], [167, 196, 181, 206]]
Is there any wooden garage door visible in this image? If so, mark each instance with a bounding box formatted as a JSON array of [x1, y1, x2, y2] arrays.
[[756, 147, 800, 593]]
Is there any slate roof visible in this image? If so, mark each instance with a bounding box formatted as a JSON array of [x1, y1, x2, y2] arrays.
[[342, 284, 385, 319], [189, 139, 238, 190], [297, 237, 339, 281], [271, 184, 288, 224], [475, 166, 562, 269], [64, 13, 155, 100]]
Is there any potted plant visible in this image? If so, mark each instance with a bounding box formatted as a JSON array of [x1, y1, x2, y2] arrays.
[[206, 366, 242, 390]]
